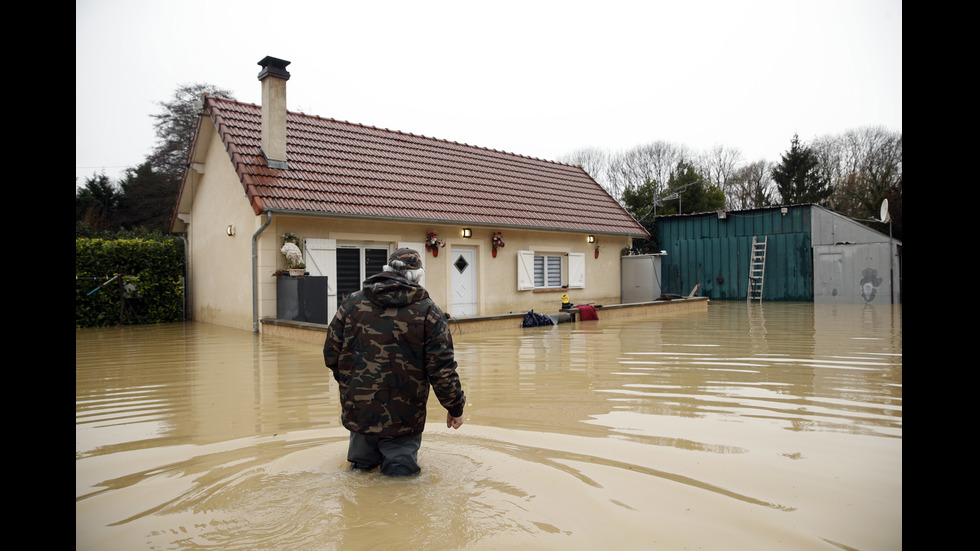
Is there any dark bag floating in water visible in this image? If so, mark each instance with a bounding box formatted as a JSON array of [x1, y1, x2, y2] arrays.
[[521, 310, 555, 328]]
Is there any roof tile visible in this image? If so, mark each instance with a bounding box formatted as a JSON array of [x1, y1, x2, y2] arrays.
[[198, 95, 648, 236]]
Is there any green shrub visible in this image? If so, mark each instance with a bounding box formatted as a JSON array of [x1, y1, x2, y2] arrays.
[[75, 237, 185, 327]]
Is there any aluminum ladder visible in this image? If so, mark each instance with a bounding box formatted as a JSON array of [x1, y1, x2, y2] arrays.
[[747, 236, 767, 301]]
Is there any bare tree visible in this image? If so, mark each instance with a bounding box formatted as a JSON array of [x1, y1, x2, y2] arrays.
[[813, 126, 902, 220], [695, 144, 744, 209], [148, 82, 235, 185], [726, 160, 775, 210], [608, 141, 693, 200], [556, 127, 900, 228], [558, 147, 616, 198], [561, 141, 693, 203]]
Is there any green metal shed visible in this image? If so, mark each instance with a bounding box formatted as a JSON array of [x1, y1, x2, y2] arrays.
[[653, 204, 901, 303]]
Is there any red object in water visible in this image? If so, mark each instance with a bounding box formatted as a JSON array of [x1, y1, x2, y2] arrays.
[[578, 304, 599, 320]]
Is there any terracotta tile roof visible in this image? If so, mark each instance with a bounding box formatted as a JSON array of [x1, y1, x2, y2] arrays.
[[196, 94, 648, 236]]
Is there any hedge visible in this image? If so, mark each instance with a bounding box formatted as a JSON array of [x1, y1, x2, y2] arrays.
[[75, 237, 185, 327]]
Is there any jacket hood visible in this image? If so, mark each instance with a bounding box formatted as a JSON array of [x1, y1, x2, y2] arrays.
[[362, 271, 429, 308]]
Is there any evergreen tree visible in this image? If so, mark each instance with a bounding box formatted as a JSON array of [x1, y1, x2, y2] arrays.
[[619, 162, 726, 253], [76, 172, 120, 231], [662, 162, 726, 215], [771, 134, 831, 205], [620, 178, 660, 253], [116, 161, 178, 233], [76, 83, 234, 234]]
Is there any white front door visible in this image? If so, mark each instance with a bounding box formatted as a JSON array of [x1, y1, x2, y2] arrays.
[[451, 246, 477, 317]]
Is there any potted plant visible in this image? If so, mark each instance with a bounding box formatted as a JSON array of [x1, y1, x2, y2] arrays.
[[281, 233, 306, 275]]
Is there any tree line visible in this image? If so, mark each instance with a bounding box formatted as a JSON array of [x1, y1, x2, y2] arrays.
[[75, 83, 234, 237], [77, 83, 901, 247], [558, 126, 902, 249]]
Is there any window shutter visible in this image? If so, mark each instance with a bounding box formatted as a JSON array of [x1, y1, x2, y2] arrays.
[[567, 252, 585, 289], [517, 250, 535, 290], [304, 238, 337, 316]]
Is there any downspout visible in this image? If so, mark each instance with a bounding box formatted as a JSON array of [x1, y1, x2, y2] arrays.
[[252, 211, 274, 332], [177, 234, 189, 321]]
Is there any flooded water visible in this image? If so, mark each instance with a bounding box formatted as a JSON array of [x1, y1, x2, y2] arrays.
[[76, 301, 901, 550]]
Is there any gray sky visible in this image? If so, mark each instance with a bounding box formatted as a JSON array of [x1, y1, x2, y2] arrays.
[[76, 0, 902, 184]]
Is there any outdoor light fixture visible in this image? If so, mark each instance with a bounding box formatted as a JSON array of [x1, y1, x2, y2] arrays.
[[226, 224, 236, 237], [587, 235, 595, 243], [462, 228, 472, 238]]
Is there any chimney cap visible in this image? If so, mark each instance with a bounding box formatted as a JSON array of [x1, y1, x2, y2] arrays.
[[258, 56, 291, 80]]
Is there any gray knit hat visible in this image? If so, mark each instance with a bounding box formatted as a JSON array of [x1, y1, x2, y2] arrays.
[[388, 248, 423, 270]]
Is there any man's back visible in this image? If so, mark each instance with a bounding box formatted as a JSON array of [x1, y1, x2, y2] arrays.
[[324, 268, 465, 437]]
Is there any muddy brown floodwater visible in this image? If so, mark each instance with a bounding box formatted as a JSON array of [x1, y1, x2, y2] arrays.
[[76, 301, 901, 550]]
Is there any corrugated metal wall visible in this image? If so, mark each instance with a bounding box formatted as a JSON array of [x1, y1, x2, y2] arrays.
[[655, 205, 814, 301]]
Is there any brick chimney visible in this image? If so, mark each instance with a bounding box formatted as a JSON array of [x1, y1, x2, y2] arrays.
[[257, 56, 290, 169]]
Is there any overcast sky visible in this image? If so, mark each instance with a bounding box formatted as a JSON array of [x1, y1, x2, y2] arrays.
[[76, 0, 902, 185]]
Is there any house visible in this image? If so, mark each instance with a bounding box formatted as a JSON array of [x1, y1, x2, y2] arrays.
[[654, 204, 902, 303], [170, 56, 649, 332]]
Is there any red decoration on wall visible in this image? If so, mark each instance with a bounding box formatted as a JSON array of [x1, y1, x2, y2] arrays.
[[425, 232, 445, 257], [491, 232, 505, 259]]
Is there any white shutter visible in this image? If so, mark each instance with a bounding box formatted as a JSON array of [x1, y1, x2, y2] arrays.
[[304, 238, 337, 317], [517, 250, 535, 290], [567, 252, 585, 289], [398, 241, 426, 287]]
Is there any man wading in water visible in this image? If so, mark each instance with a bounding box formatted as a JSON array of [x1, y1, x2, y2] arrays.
[[323, 248, 466, 476]]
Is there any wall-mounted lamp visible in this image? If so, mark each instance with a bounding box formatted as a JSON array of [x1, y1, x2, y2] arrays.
[[780, 207, 788, 216], [462, 228, 472, 238], [226, 224, 236, 237], [717, 210, 727, 219], [587, 235, 595, 243]]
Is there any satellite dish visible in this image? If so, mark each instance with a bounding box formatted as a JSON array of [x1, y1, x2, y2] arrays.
[[879, 199, 890, 223]]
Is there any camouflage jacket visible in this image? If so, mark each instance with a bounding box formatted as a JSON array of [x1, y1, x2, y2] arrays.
[[323, 270, 466, 437]]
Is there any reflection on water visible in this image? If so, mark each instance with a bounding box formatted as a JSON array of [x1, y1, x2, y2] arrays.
[[76, 302, 901, 550]]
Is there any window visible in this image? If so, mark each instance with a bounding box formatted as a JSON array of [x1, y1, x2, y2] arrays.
[[534, 254, 563, 288], [518, 250, 585, 290], [336, 246, 389, 300], [303, 239, 424, 321]]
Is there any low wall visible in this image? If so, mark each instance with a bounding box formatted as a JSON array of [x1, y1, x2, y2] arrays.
[[260, 297, 709, 345]]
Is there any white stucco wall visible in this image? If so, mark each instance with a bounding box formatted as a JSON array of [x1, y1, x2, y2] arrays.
[[184, 130, 259, 330], [255, 219, 633, 326]]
